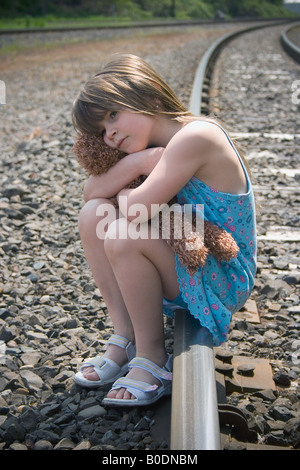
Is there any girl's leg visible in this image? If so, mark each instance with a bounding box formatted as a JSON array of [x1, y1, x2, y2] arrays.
[[78, 199, 135, 380], [104, 218, 180, 400]]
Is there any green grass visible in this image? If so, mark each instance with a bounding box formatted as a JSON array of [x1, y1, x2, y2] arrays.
[[0, 7, 295, 32], [0, 15, 179, 31]]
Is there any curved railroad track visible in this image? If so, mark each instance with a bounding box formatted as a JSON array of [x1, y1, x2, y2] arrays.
[[281, 22, 300, 63], [204, 22, 300, 451], [167, 19, 300, 452], [0, 20, 299, 452]]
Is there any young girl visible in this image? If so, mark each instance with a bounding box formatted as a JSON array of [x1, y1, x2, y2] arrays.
[[72, 54, 256, 406]]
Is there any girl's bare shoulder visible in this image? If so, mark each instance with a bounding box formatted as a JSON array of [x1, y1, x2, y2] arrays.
[[165, 119, 222, 168], [169, 119, 221, 149]]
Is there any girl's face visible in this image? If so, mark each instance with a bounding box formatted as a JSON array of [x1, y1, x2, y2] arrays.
[[99, 109, 156, 153]]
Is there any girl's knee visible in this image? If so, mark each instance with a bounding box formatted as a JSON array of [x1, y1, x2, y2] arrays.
[[78, 199, 99, 235], [78, 198, 117, 238], [104, 218, 152, 259]]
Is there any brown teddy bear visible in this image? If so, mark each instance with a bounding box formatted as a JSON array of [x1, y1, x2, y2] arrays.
[[73, 133, 239, 275]]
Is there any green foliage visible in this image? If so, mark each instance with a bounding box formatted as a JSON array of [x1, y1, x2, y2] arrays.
[[175, 0, 215, 19], [217, 0, 293, 17], [0, 0, 295, 24]]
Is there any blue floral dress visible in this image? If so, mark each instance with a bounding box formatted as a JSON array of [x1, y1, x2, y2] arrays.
[[163, 124, 257, 346]]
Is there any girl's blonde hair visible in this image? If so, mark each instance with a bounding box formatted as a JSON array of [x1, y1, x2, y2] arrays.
[[72, 53, 252, 182], [72, 53, 193, 135]]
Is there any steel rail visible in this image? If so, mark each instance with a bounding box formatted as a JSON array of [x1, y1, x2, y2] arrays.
[[170, 19, 292, 451], [189, 20, 292, 116], [171, 312, 221, 450], [281, 22, 300, 64]]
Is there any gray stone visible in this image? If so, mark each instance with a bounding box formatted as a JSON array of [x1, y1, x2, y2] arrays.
[[273, 370, 291, 387], [270, 406, 294, 422], [39, 402, 61, 417], [73, 440, 91, 450], [34, 439, 54, 450], [19, 369, 44, 393], [0, 326, 14, 343], [54, 438, 76, 450], [78, 405, 106, 421], [8, 443, 28, 450], [25, 331, 48, 343], [19, 407, 40, 432]]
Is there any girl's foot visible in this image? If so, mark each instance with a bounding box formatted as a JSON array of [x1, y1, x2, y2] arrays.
[[106, 353, 169, 401], [82, 343, 129, 381], [74, 334, 135, 388]]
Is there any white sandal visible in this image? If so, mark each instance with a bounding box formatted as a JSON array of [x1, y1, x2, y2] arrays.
[[73, 334, 136, 388], [102, 355, 173, 407]]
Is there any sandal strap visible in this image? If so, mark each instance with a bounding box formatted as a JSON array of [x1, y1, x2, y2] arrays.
[[106, 334, 136, 363], [80, 356, 119, 375], [80, 335, 135, 371], [128, 356, 173, 383], [81, 356, 106, 369], [110, 376, 159, 393], [106, 334, 130, 349], [107, 356, 173, 402]]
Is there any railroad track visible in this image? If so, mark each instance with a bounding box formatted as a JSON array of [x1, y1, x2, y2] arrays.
[[0, 18, 294, 52], [281, 21, 300, 63], [170, 20, 300, 451], [0, 20, 299, 452]]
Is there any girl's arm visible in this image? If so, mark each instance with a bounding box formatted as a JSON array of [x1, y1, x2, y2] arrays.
[[83, 147, 164, 202], [117, 123, 209, 222]]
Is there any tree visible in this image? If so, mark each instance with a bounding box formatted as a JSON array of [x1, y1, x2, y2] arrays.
[[170, 0, 176, 17]]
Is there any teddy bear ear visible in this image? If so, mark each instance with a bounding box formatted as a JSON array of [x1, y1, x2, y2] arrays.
[[74, 132, 125, 158], [73, 132, 127, 176], [73, 132, 104, 152], [95, 134, 127, 159]]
